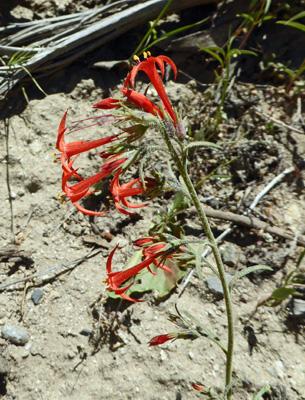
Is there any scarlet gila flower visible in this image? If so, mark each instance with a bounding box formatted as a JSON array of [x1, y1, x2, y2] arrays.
[[133, 236, 183, 274], [124, 52, 177, 125], [109, 170, 156, 215], [105, 236, 183, 301], [60, 155, 127, 215], [148, 333, 177, 346], [105, 245, 166, 302], [191, 383, 207, 393], [92, 52, 177, 124]]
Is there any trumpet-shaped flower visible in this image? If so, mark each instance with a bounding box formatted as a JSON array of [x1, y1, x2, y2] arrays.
[[61, 156, 127, 216], [56, 111, 120, 174], [124, 54, 177, 124], [110, 170, 152, 215], [120, 87, 163, 118], [92, 98, 122, 109], [105, 245, 160, 302], [148, 333, 177, 346], [133, 237, 181, 274]]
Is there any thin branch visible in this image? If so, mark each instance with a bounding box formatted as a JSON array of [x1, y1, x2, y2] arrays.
[[4, 119, 15, 243], [254, 108, 304, 134], [0, 248, 101, 291]]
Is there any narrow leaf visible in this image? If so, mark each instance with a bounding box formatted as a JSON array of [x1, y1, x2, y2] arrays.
[[229, 265, 273, 291], [141, 17, 209, 54], [185, 141, 222, 151], [253, 385, 271, 400], [224, 378, 242, 396], [195, 244, 204, 281], [277, 21, 305, 32], [199, 47, 224, 66], [183, 311, 227, 354]]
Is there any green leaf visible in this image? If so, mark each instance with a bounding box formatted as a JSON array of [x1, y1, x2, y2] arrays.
[[296, 248, 305, 269], [237, 13, 254, 23], [271, 287, 295, 301], [199, 47, 224, 66], [195, 244, 204, 281], [127, 259, 186, 299], [19, 65, 47, 96], [133, 0, 174, 57], [228, 49, 257, 58], [184, 140, 222, 151], [171, 191, 189, 212], [264, 0, 272, 15], [283, 11, 305, 23], [140, 17, 209, 55], [253, 385, 271, 400], [277, 21, 305, 32], [224, 378, 242, 397], [229, 265, 273, 291], [183, 311, 227, 354]]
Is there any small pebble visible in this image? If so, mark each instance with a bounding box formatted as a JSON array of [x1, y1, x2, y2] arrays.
[[206, 274, 234, 299], [80, 328, 92, 337], [2, 324, 29, 345], [31, 289, 44, 305]]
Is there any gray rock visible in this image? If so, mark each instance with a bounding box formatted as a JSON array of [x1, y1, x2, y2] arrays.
[[289, 298, 305, 319], [31, 289, 44, 305], [222, 244, 240, 267], [2, 324, 29, 345], [267, 360, 285, 379], [206, 274, 234, 299], [80, 328, 92, 337]]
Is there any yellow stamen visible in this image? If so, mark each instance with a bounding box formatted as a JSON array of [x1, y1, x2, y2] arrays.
[[61, 201, 66, 205], [143, 51, 148, 59], [57, 196, 62, 200], [134, 55, 140, 62], [147, 51, 151, 57]]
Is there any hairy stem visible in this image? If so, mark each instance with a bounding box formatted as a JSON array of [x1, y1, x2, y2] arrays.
[[161, 125, 234, 399]]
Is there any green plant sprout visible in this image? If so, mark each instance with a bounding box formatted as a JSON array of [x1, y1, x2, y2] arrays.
[[0, 48, 47, 102], [132, 0, 208, 60], [199, 35, 257, 129], [262, 248, 305, 307], [277, 11, 305, 93]]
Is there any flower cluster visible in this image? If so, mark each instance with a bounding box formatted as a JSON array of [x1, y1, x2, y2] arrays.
[[55, 52, 185, 300], [55, 52, 179, 216]]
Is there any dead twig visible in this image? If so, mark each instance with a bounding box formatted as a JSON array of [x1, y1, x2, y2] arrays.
[[0, 247, 101, 291], [254, 107, 304, 135], [4, 118, 15, 243], [203, 208, 305, 247]]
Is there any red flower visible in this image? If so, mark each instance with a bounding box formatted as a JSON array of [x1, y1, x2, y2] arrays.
[[148, 333, 176, 346], [133, 237, 178, 274], [124, 54, 177, 124], [56, 111, 119, 174], [105, 244, 160, 302], [61, 156, 127, 216], [191, 383, 207, 392], [120, 87, 163, 118], [92, 98, 122, 109], [110, 169, 151, 215]]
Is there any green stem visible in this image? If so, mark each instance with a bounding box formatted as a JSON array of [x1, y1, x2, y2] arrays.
[[161, 126, 234, 399]]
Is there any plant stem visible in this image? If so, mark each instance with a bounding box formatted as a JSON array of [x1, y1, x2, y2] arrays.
[[161, 126, 234, 399]]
